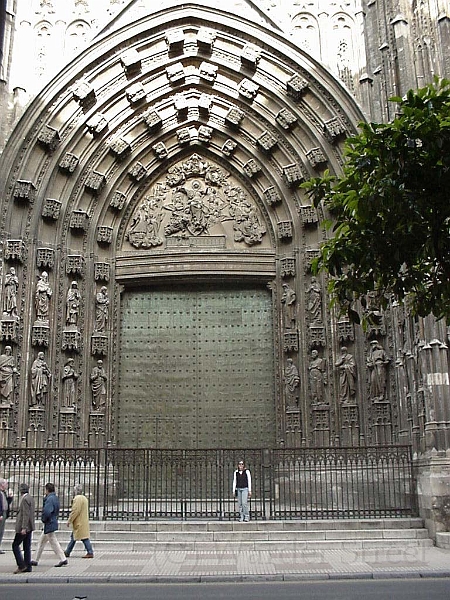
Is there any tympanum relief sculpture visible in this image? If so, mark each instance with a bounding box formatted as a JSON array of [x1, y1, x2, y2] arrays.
[[126, 154, 267, 249]]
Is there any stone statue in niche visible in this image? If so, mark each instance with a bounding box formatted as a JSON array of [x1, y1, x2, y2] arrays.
[[30, 351, 52, 407], [90, 359, 107, 411], [66, 281, 81, 326], [306, 277, 322, 324], [62, 358, 79, 408], [3, 267, 19, 320], [35, 271, 52, 321], [308, 349, 327, 405], [284, 357, 300, 409], [95, 286, 109, 332], [335, 346, 356, 405], [367, 339, 390, 401], [0, 346, 18, 405], [281, 283, 296, 330], [126, 154, 267, 248]]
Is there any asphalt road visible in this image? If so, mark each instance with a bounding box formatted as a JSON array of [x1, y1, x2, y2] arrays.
[[2, 579, 449, 600]]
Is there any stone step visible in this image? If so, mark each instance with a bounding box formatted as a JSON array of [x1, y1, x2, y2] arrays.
[[1, 518, 433, 552]]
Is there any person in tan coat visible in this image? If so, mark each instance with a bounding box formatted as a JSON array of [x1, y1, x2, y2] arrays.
[[64, 484, 94, 558]]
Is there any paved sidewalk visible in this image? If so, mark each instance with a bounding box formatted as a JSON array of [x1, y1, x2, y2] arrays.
[[0, 544, 449, 583]]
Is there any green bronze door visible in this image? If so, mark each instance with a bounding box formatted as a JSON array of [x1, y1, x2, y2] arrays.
[[118, 285, 275, 448]]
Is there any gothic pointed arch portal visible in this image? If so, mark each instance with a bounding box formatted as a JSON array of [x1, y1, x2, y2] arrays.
[[0, 5, 368, 450]]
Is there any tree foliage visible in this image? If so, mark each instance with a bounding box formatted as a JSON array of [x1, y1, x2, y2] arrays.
[[302, 77, 450, 324]]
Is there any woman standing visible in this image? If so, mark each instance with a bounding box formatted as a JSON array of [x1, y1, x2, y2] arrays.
[[232, 460, 252, 522]]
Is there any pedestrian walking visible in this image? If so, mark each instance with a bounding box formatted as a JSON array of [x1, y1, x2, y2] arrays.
[[232, 459, 252, 522], [31, 482, 67, 567], [0, 477, 13, 553], [12, 482, 35, 573], [64, 484, 94, 558]]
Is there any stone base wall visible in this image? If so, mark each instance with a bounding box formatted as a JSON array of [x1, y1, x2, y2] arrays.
[[416, 454, 450, 539]]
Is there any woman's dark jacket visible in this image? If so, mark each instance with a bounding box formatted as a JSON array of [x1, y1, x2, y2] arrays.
[[41, 491, 60, 534]]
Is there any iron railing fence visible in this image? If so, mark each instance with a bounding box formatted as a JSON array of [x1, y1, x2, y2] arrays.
[[0, 445, 417, 520]]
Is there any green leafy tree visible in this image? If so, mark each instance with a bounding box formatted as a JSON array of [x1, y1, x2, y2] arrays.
[[302, 77, 450, 324]]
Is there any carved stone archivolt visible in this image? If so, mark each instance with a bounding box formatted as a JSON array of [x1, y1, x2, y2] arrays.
[[125, 154, 267, 250]]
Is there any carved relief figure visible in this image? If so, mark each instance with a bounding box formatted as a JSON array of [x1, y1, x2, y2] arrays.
[[228, 186, 266, 245], [66, 281, 81, 326], [35, 271, 52, 321], [95, 286, 109, 332], [62, 358, 79, 408], [281, 283, 296, 329], [90, 359, 107, 411], [367, 339, 390, 401], [335, 346, 356, 405], [126, 194, 163, 249], [3, 267, 19, 319], [284, 358, 300, 409], [306, 277, 322, 324], [30, 351, 51, 407], [0, 346, 18, 404], [309, 349, 327, 405]]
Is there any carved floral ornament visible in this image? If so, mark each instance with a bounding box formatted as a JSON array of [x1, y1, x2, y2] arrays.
[[126, 154, 267, 249]]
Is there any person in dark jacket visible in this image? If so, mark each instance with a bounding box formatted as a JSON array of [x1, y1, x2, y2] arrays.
[[31, 482, 67, 567], [12, 483, 35, 573], [232, 459, 252, 522]]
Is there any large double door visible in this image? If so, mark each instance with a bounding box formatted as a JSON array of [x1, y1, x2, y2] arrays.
[[117, 284, 276, 448]]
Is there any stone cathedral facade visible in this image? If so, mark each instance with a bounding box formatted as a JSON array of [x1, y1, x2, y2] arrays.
[[0, 0, 449, 535]]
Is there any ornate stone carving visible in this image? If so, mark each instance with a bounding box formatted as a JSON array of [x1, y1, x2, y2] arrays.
[[241, 44, 261, 67], [65, 281, 80, 326], [91, 334, 108, 356], [284, 358, 300, 410], [198, 93, 212, 113], [281, 283, 296, 330], [306, 147, 327, 168], [128, 162, 148, 182], [277, 221, 293, 240], [4, 240, 25, 262], [177, 127, 191, 145], [225, 106, 244, 128], [282, 164, 304, 187], [174, 93, 188, 114], [94, 286, 109, 332], [97, 226, 113, 244], [166, 62, 185, 83], [198, 125, 213, 144], [221, 139, 237, 156], [66, 255, 84, 276], [30, 351, 52, 407], [120, 49, 141, 73], [143, 109, 163, 131], [257, 131, 278, 153], [238, 78, 259, 100], [0, 346, 18, 405], [286, 74, 309, 100], [126, 82, 146, 105], [276, 108, 297, 129], [280, 257, 296, 277], [199, 61, 218, 82], [70, 210, 89, 231], [153, 142, 168, 159], [338, 318, 355, 342], [62, 329, 81, 352], [299, 205, 318, 226], [165, 29, 185, 52], [0, 319, 18, 342], [36, 248, 55, 269], [283, 331, 299, 352], [86, 113, 108, 136], [72, 80, 95, 106], [42, 198, 62, 220], [37, 125, 60, 153], [90, 359, 107, 411], [126, 154, 266, 248], [335, 346, 357, 405], [367, 339, 390, 402], [59, 153, 79, 174], [13, 180, 36, 203], [305, 248, 321, 272], [197, 28, 216, 51], [243, 159, 261, 178], [306, 277, 323, 324], [309, 325, 326, 348], [263, 186, 281, 206], [3, 267, 19, 319], [85, 171, 106, 195], [35, 271, 52, 322], [31, 323, 49, 347], [109, 191, 126, 210], [324, 117, 346, 142], [309, 349, 327, 405], [109, 138, 131, 161], [94, 262, 110, 282]]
